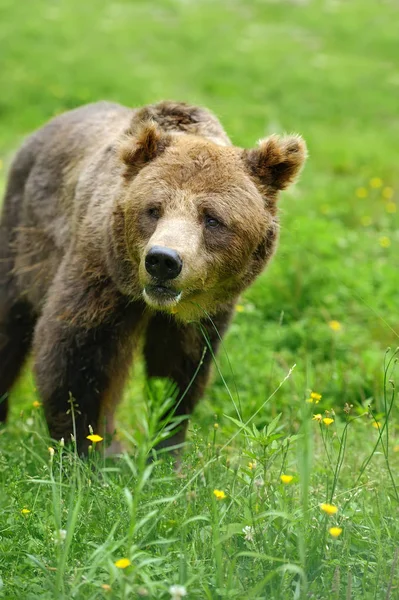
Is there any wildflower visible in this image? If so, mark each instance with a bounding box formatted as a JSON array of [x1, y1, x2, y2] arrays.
[[242, 525, 255, 541], [307, 391, 322, 404], [101, 584, 112, 592], [235, 304, 245, 313], [355, 187, 368, 198], [21, 508, 31, 515], [312, 414, 322, 422], [343, 403, 353, 414], [248, 461, 257, 470], [386, 202, 396, 213], [213, 489, 226, 500], [86, 434, 103, 443], [382, 186, 394, 199], [379, 236, 391, 248], [214, 423, 219, 429], [59, 529, 67, 541], [372, 421, 381, 429], [114, 558, 131, 569], [360, 215, 372, 227], [169, 585, 187, 599], [32, 401, 42, 408], [328, 320, 342, 332], [59, 437, 65, 447], [320, 503, 338, 515], [323, 418, 334, 426], [280, 474, 294, 484], [48, 447, 55, 458], [370, 177, 383, 188], [329, 526, 343, 538]]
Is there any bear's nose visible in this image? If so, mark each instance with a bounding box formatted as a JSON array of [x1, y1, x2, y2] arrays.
[[145, 246, 183, 281]]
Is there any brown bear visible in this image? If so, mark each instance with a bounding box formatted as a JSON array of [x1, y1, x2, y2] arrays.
[[0, 101, 306, 454]]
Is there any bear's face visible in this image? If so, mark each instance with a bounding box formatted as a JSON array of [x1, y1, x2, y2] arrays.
[[118, 123, 306, 321]]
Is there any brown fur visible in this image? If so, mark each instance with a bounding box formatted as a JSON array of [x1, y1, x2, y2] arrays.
[[0, 100, 306, 453]]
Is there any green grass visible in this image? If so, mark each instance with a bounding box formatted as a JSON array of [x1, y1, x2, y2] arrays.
[[1, 0, 399, 598]]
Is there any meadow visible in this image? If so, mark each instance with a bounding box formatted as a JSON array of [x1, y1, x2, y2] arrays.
[[0, 0, 398, 598]]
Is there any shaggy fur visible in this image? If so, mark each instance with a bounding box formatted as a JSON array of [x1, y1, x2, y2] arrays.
[[0, 100, 306, 453]]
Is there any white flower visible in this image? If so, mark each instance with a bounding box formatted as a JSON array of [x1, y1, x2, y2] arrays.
[[59, 529, 67, 540], [242, 525, 255, 541], [169, 585, 187, 599]]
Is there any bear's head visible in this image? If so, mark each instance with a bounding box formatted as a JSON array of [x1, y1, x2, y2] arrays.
[[111, 117, 306, 321]]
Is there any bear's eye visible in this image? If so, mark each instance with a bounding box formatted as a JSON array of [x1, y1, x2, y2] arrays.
[[205, 214, 222, 229], [147, 206, 161, 220]]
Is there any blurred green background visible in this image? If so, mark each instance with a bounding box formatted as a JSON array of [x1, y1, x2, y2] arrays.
[[0, 0, 398, 428]]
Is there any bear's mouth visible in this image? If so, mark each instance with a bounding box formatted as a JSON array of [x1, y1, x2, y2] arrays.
[[143, 284, 182, 309]]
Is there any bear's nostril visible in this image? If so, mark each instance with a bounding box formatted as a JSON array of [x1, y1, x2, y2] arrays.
[[145, 246, 183, 281], [165, 258, 175, 270], [148, 256, 158, 268]]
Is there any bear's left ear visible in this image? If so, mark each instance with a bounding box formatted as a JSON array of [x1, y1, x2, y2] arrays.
[[119, 121, 173, 179], [242, 134, 307, 197]]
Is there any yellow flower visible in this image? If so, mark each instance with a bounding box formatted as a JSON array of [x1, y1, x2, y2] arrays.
[[386, 202, 396, 214], [372, 421, 381, 429], [235, 304, 245, 313], [312, 414, 322, 422], [370, 177, 383, 188], [360, 215, 372, 227], [323, 418, 334, 426], [248, 461, 257, 470], [356, 187, 368, 198], [379, 236, 391, 248], [306, 392, 322, 404], [320, 503, 338, 515], [21, 508, 31, 515], [213, 489, 226, 500], [280, 474, 294, 484], [32, 401, 42, 408], [86, 434, 103, 443], [114, 558, 131, 569], [382, 186, 394, 199], [329, 527, 343, 538], [101, 584, 112, 592], [214, 423, 219, 429], [328, 320, 342, 332], [48, 447, 55, 458]]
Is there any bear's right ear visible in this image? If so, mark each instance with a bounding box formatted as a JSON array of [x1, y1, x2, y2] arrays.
[[119, 121, 173, 180]]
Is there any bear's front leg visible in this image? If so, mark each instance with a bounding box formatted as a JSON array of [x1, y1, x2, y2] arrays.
[[32, 260, 145, 454], [143, 307, 234, 453]]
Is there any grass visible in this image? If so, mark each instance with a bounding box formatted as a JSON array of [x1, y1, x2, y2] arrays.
[[0, 0, 399, 597]]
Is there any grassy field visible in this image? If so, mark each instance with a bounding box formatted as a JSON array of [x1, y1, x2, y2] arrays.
[[1, 0, 399, 598]]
